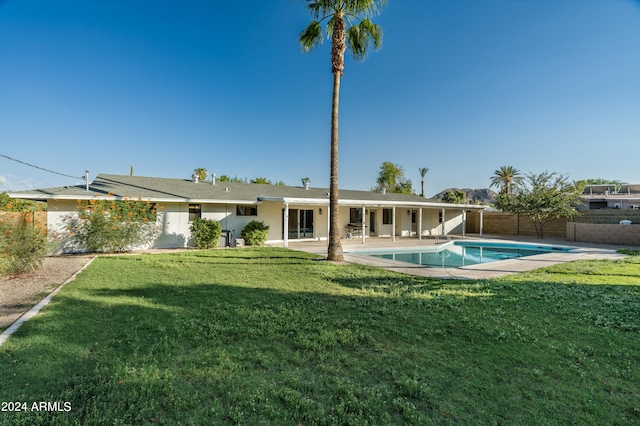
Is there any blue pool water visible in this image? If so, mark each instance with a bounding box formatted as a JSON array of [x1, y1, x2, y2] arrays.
[[350, 241, 574, 268]]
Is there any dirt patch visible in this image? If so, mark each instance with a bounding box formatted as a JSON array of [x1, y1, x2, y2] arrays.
[[0, 255, 94, 330]]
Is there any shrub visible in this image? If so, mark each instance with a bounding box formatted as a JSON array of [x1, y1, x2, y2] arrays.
[[62, 199, 159, 253], [241, 221, 269, 246], [190, 218, 222, 249], [0, 217, 50, 276]]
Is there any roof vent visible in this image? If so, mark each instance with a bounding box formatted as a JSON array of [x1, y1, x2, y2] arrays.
[[191, 173, 199, 183], [211, 173, 216, 185], [381, 188, 386, 194]]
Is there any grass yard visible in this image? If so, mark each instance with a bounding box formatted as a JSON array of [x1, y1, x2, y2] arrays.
[[1, 248, 639, 425]]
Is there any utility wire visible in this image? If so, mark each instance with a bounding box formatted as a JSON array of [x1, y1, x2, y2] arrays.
[[0, 154, 83, 180]]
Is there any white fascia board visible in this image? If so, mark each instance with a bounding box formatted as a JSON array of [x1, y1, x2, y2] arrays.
[[8, 193, 100, 201], [259, 197, 328, 205], [427, 203, 489, 210], [184, 199, 261, 205], [337, 199, 488, 210], [8, 193, 262, 205]]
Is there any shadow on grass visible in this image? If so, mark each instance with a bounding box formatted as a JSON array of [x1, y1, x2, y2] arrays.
[[1, 253, 639, 425]]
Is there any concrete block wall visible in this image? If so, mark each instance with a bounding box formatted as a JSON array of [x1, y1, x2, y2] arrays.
[[482, 212, 566, 237], [567, 223, 640, 246], [575, 210, 640, 224], [482, 212, 518, 235]]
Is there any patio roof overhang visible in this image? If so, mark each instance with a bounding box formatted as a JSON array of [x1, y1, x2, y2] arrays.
[[257, 196, 488, 210]]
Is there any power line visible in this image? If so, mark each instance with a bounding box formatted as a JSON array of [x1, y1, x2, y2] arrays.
[[0, 154, 83, 180]]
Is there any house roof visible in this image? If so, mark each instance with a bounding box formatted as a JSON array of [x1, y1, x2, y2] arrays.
[[9, 174, 487, 210]]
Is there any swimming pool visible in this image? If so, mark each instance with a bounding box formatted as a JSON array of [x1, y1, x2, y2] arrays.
[[350, 241, 575, 269]]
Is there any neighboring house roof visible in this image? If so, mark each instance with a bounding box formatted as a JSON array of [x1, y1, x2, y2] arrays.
[[9, 174, 487, 210], [580, 183, 640, 206]]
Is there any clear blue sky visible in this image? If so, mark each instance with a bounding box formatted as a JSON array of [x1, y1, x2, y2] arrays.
[[1, 0, 639, 197]]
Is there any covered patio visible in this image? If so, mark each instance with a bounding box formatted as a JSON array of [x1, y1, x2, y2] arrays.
[[263, 196, 488, 249]]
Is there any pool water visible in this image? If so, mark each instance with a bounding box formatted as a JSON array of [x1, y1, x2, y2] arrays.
[[351, 241, 574, 269]]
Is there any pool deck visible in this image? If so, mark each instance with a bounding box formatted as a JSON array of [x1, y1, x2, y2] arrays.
[[268, 234, 633, 280]]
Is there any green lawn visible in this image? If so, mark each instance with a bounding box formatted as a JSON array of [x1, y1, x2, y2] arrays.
[[1, 248, 639, 425]]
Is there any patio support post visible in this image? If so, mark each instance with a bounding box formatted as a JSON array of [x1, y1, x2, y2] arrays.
[[362, 205, 366, 244], [327, 204, 330, 245], [392, 207, 396, 242], [479, 210, 484, 236], [441, 208, 446, 236], [462, 209, 466, 239], [283, 202, 289, 248], [418, 208, 423, 240]]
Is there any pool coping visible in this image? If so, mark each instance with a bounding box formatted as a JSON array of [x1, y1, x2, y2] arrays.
[[281, 236, 628, 280]]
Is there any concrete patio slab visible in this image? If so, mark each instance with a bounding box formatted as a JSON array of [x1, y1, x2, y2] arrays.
[[272, 235, 631, 279]]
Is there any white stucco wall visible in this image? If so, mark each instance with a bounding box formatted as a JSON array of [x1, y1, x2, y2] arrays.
[[45, 199, 473, 251]]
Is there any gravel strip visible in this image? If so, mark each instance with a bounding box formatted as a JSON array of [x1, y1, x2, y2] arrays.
[[0, 255, 94, 330]]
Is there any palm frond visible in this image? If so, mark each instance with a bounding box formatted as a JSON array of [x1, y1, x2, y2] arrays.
[[346, 19, 383, 60], [345, 0, 386, 17], [299, 20, 324, 53], [360, 18, 383, 49]]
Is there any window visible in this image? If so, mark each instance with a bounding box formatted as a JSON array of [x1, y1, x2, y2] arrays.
[[439, 211, 443, 223], [349, 208, 363, 224], [189, 204, 201, 222], [382, 208, 393, 225], [236, 205, 258, 216]]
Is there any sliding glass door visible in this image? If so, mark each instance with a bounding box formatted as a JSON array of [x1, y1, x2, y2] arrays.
[[283, 209, 314, 239]]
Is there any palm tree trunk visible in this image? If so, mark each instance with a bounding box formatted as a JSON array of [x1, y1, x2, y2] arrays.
[[328, 70, 344, 261], [327, 15, 346, 262]]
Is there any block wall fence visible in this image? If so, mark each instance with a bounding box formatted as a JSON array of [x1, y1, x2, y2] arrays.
[[477, 210, 640, 246]]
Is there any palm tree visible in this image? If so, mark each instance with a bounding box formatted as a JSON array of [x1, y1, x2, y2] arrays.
[[418, 167, 429, 197], [299, 0, 386, 261], [193, 168, 208, 182], [490, 165, 523, 195]]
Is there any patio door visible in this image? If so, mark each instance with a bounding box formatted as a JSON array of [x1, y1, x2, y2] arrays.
[[369, 211, 376, 236], [299, 209, 314, 238], [411, 210, 417, 235], [283, 209, 314, 239]]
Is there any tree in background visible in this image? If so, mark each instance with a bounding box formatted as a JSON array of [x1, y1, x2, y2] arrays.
[[490, 165, 523, 195], [442, 189, 466, 204], [418, 167, 429, 197], [251, 177, 272, 185], [495, 171, 580, 239], [574, 178, 627, 193], [375, 161, 413, 194], [298, 0, 386, 262], [219, 175, 248, 183], [193, 168, 208, 181]]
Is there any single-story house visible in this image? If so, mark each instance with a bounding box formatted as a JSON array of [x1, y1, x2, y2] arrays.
[[578, 184, 640, 210], [8, 173, 488, 250]]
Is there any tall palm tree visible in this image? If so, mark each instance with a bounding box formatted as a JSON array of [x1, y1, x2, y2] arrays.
[[490, 165, 523, 195], [299, 0, 386, 261], [418, 167, 429, 197]]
